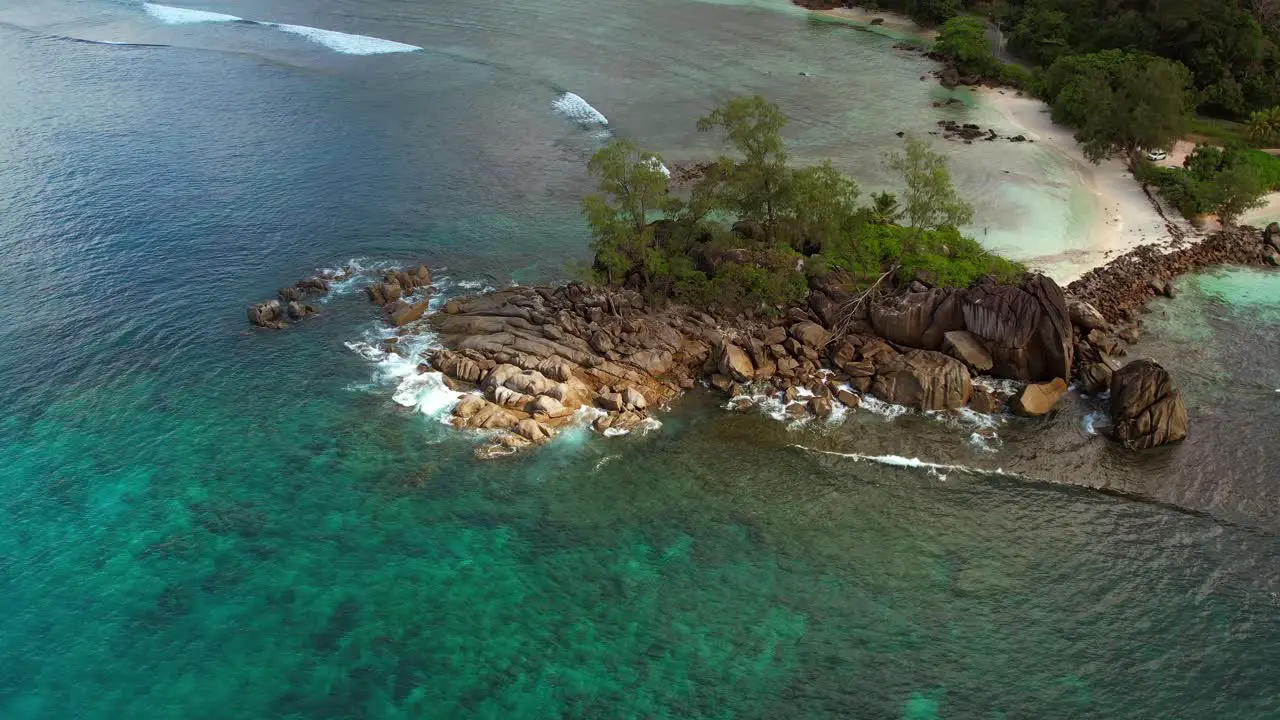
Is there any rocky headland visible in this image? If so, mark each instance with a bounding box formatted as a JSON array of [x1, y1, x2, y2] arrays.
[[253, 224, 1277, 459]]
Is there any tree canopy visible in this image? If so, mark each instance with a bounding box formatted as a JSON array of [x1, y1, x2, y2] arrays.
[[581, 97, 1022, 312], [1138, 143, 1278, 223], [998, 0, 1280, 119], [934, 16, 998, 77], [1042, 51, 1194, 163]]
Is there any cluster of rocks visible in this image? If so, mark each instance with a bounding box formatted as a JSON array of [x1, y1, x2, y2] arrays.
[[1066, 226, 1277, 375], [246, 271, 348, 329], [927, 120, 1029, 144], [364, 265, 435, 327], [245, 222, 1280, 455], [406, 267, 1180, 456]]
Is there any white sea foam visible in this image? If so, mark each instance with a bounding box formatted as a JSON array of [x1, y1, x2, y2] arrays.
[[344, 320, 460, 420], [270, 23, 421, 55], [857, 394, 910, 420], [925, 406, 1004, 453], [1081, 411, 1110, 435], [143, 3, 241, 24], [790, 444, 1022, 480], [142, 4, 421, 55], [641, 157, 671, 178], [603, 417, 663, 437], [552, 92, 609, 127]]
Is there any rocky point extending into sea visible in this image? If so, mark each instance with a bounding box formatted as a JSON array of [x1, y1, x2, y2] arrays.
[[248, 223, 1280, 459]]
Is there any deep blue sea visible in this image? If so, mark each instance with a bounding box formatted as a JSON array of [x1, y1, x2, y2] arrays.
[[2, 1, 1280, 718]]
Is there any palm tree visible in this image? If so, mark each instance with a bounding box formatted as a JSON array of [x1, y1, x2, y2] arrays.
[[868, 191, 901, 225], [1247, 106, 1280, 146]]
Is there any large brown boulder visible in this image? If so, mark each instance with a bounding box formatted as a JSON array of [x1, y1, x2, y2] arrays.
[[384, 298, 430, 327], [942, 330, 993, 373], [1265, 221, 1279, 251], [432, 350, 484, 384], [1011, 378, 1067, 416], [960, 275, 1072, 381], [790, 321, 830, 348], [717, 343, 754, 383], [1067, 298, 1108, 331], [1110, 360, 1189, 449], [869, 289, 959, 350], [870, 349, 972, 410]]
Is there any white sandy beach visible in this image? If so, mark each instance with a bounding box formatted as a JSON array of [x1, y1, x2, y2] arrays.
[[976, 88, 1194, 284], [814, 6, 937, 41]]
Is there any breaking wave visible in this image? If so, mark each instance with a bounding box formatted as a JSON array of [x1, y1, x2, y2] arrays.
[[143, 3, 241, 24], [269, 23, 422, 55], [141, 4, 422, 55], [790, 444, 1023, 480], [552, 92, 609, 130]]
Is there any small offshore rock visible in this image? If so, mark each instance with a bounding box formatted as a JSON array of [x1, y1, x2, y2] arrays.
[[1110, 359, 1188, 449]]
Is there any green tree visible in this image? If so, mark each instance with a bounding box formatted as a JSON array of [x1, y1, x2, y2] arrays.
[[934, 16, 998, 76], [1044, 51, 1194, 163], [1247, 106, 1280, 144], [1210, 162, 1269, 224], [868, 191, 902, 224], [1007, 1, 1071, 65], [582, 140, 673, 284], [884, 135, 974, 242], [696, 96, 791, 243], [782, 161, 862, 253]]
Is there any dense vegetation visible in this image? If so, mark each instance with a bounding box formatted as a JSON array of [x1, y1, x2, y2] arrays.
[[872, 0, 1280, 122], [580, 97, 1023, 312], [1040, 50, 1195, 163], [1137, 144, 1280, 224], [997, 0, 1280, 119]]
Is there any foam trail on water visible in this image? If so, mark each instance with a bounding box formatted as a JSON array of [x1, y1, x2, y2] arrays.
[[552, 92, 609, 127], [790, 444, 1023, 479], [269, 24, 421, 55], [143, 4, 422, 55], [143, 3, 242, 24]]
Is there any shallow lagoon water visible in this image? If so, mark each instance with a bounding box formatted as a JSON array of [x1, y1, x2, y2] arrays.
[[2, 1, 1280, 717]]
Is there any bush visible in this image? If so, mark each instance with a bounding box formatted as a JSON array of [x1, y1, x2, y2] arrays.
[[1240, 149, 1280, 190], [997, 63, 1034, 91], [934, 16, 998, 76]]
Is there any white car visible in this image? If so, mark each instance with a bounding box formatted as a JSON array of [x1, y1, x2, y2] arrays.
[[1146, 149, 1169, 162]]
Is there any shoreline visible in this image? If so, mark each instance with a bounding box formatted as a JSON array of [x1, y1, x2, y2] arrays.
[[808, 5, 936, 41], [974, 87, 1194, 284]]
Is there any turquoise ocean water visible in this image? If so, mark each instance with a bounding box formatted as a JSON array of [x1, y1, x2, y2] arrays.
[[2, 1, 1279, 717]]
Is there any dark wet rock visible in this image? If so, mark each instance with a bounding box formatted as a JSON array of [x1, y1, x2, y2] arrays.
[[809, 396, 833, 418], [836, 389, 861, 408], [1110, 360, 1188, 449], [1080, 363, 1113, 395], [1266, 222, 1280, 251], [969, 387, 1002, 414], [366, 265, 433, 310], [286, 301, 316, 320], [247, 300, 285, 329]]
